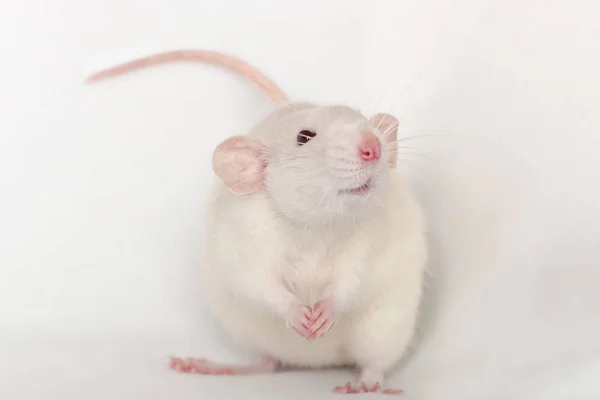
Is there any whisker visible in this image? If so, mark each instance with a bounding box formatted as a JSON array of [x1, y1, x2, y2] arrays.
[[395, 159, 422, 169], [390, 147, 435, 158], [296, 178, 340, 227], [386, 145, 437, 160], [395, 152, 433, 160], [388, 158, 420, 168], [386, 143, 420, 150], [370, 69, 397, 120], [394, 134, 454, 143], [228, 171, 266, 190], [381, 120, 400, 137]]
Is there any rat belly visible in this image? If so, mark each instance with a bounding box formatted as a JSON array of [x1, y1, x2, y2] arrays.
[[201, 279, 353, 368]]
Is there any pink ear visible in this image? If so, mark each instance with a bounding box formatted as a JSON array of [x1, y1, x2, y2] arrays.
[[370, 113, 399, 168], [212, 135, 265, 195]]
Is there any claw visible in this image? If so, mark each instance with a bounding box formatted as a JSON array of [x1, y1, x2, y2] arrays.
[[333, 381, 404, 395], [307, 299, 338, 339], [285, 303, 313, 338]]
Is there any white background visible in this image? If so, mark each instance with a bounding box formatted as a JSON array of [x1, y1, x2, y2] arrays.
[[1, 0, 600, 399]]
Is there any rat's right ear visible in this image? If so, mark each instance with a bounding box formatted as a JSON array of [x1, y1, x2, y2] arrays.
[[212, 136, 265, 195]]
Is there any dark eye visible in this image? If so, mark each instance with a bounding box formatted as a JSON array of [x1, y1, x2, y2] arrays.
[[297, 130, 317, 146]]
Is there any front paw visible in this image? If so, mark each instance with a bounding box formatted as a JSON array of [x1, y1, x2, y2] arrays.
[[284, 303, 312, 338], [307, 298, 339, 339]]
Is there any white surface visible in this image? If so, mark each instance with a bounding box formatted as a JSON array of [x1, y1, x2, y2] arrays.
[[1, 0, 600, 399]]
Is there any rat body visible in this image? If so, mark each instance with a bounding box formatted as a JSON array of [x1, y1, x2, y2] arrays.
[[87, 50, 427, 394]]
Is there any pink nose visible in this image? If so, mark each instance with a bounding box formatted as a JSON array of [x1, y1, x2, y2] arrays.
[[358, 132, 381, 162]]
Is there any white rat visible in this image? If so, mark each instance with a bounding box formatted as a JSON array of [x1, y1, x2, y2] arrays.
[[87, 50, 427, 395]]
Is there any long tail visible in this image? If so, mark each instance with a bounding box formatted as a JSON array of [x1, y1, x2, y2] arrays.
[[85, 49, 287, 105]]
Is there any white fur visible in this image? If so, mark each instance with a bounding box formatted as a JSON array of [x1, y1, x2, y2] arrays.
[[200, 104, 427, 380]]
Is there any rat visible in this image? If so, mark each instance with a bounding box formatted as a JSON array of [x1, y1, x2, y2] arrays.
[[86, 49, 428, 395]]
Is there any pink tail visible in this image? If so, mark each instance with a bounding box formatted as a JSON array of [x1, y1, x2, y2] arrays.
[[85, 49, 287, 105]]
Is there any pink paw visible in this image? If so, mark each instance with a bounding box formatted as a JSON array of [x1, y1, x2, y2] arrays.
[[333, 382, 404, 395], [307, 298, 338, 339], [284, 303, 312, 337]]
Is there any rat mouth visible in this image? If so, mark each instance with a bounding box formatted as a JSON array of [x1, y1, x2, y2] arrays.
[[339, 178, 372, 195]]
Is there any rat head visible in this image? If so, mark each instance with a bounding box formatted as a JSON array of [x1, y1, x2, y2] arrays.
[[212, 104, 399, 226]]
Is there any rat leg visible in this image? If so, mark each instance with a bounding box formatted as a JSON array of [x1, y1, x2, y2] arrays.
[[227, 272, 313, 338], [333, 293, 417, 395], [306, 279, 357, 340], [264, 285, 312, 337], [169, 355, 280, 375]]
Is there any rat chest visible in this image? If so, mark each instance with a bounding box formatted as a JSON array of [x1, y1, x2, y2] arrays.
[[280, 244, 336, 305]]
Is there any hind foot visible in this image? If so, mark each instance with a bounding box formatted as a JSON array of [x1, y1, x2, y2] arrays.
[[333, 382, 404, 395], [333, 368, 403, 395]]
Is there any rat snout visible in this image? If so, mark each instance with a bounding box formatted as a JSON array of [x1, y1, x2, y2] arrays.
[[358, 132, 381, 162]]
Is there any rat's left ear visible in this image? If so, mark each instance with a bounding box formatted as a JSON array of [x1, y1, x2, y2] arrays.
[[212, 135, 265, 195], [370, 113, 399, 168]]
